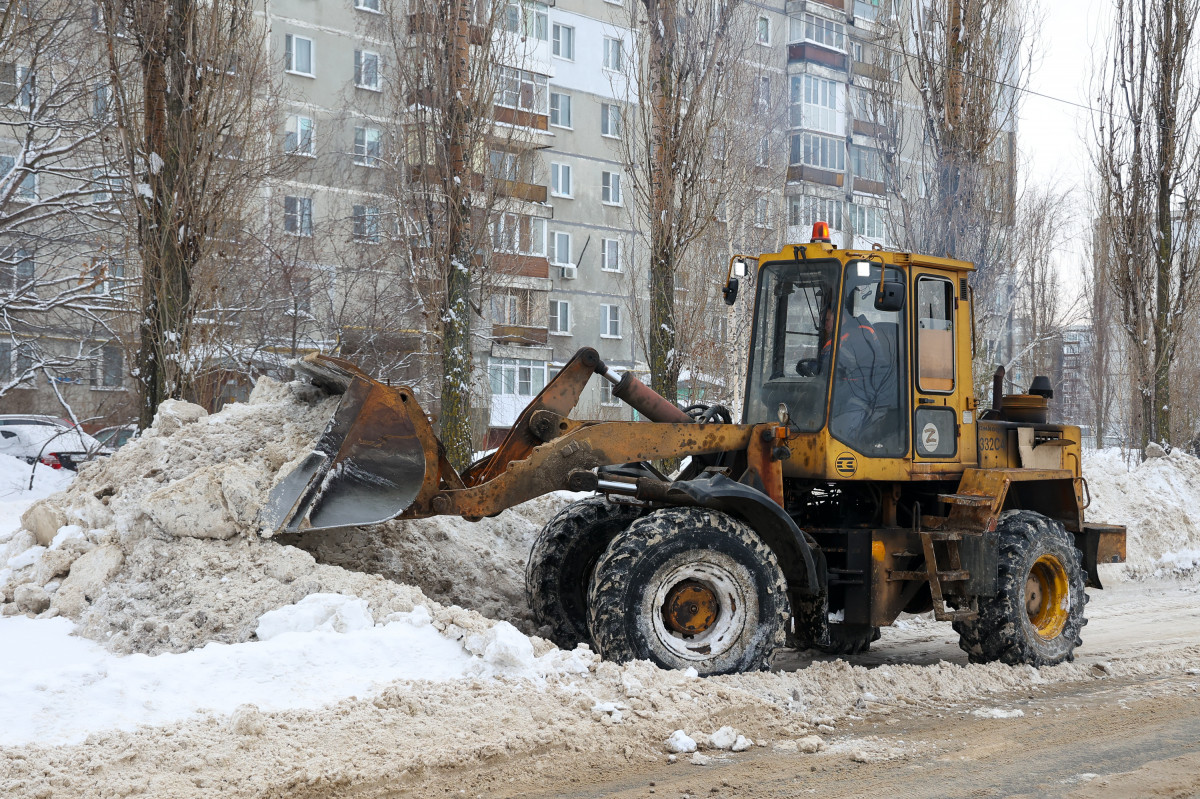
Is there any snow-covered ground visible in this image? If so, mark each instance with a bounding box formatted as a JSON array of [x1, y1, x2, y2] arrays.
[[1, 384, 1199, 797]]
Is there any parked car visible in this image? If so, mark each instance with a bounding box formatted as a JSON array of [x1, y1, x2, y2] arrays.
[[93, 423, 138, 449], [0, 415, 111, 471]]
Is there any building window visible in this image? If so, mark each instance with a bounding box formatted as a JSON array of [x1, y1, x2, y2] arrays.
[[284, 195, 313, 236], [353, 204, 382, 243], [793, 14, 845, 50], [489, 150, 521, 182], [498, 66, 549, 114], [354, 50, 381, 90], [355, 0, 380, 11], [756, 15, 770, 44], [850, 203, 886, 239], [754, 197, 771, 228], [548, 230, 571, 265], [602, 37, 622, 70], [489, 357, 546, 397], [790, 131, 845, 171], [552, 23, 574, 59], [600, 103, 621, 138], [549, 91, 571, 127], [0, 63, 34, 109], [92, 168, 123, 205], [284, 34, 314, 76], [92, 82, 111, 119], [599, 379, 618, 405], [285, 115, 315, 155], [0, 247, 33, 292], [354, 126, 382, 167], [852, 146, 884, 186], [757, 75, 770, 108], [792, 74, 838, 131], [790, 196, 845, 229], [550, 162, 572, 197], [100, 345, 123, 388], [492, 212, 546, 256], [756, 135, 769, 166], [601, 304, 621, 338], [600, 238, 621, 271], [0, 155, 35, 200], [503, 0, 548, 41], [601, 171, 622, 205], [549, 299, 571, 334]]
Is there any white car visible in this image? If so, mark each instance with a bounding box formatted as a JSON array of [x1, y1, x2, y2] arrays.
[[0, 415, 111, 470]]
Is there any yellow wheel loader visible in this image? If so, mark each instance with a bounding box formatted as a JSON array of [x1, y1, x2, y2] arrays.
[[266, 225, 1126, 676]]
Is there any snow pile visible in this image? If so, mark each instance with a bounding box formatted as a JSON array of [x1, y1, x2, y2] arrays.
[[1084, 448, 1200, 576], [0, 377, 562, 655]]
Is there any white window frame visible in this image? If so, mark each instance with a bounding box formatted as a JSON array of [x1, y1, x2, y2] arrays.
[[354, 125, 382, 167], [355, 50, 381, 91], [285, 114, 315, 156], [756, 15, 770, 45], [602, 37, 623, 71], [0, 63, 34, 110], [552, 23, 574, 60], [497, 66, 549, 115], [601, 304, 622, 339], [549, 299, 571, 335], [754, 197, 771, 228], [756, 75, 770, 108], [0, 155, 34, 200], [284, 34, 314, 77], [354, 0, 381, 12], [549, 91, 572, 128], [798, 75, 838, 133], [353, 204, 382, 243], [601, 171, 622, 206], [756, 135, 769, 167], [600, 103, 620, 138], [284, 195, 313, 236], [548, 230, 572, 266], [489, 357, 547, 397], [792, 131, 845, 171], [801, 13, 846, 51], [550, 162, 572, 197], [600, 238, 622, 272]]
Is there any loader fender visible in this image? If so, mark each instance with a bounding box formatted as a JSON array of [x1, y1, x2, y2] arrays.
[[664, 473, 822, 596]]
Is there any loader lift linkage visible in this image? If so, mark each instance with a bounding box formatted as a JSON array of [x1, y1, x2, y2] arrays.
[[267, 227, 1126, 676]]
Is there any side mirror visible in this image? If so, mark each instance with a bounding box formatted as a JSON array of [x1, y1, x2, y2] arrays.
[[722, 277, 739, 305], [874, 278, 904, 312], [732, 257, 747, 278]]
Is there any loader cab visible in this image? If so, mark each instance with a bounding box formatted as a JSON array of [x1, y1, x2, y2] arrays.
[[741, 232, 975, 481]]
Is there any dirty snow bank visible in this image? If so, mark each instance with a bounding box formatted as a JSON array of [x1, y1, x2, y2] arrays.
[[0, 378, 558, 654], [1084, 448, 1200, 577]]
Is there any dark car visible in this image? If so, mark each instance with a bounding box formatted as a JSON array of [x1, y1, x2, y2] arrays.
[[93, 424, 138, 450]]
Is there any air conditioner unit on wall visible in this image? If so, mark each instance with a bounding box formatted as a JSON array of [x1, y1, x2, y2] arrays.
[[561, 264, 577, 279]]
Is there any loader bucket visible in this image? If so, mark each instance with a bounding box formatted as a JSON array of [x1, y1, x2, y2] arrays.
[[264, 354, 429, 534]]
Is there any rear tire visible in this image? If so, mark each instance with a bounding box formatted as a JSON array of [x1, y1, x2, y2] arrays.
[[954, 510, 1088, 666], [525, 496, 643, 649], [587, 507, 790, 675]]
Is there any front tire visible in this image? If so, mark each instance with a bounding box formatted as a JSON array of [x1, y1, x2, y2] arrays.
[[954, 510, 1088, 666], [587, 507, 790, 675], [525, 496, 644, 649]]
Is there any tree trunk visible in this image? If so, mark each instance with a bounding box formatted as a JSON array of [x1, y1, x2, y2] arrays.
[[439, 0, 474, 470], [646, 0, 678, 403]]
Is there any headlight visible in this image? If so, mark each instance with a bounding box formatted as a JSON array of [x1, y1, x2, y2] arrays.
[[777, 403, 790, 426]]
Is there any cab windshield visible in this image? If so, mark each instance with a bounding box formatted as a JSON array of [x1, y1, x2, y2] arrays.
[[744, 259, 908, 458], [744, 260, 840, 430]]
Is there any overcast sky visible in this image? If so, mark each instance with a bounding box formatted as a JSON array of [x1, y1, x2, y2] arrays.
[[1017, 0, 1112, 302]]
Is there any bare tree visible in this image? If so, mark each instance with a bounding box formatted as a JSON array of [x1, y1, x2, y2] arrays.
[[862, 0, 1033, 383], [97, 0, 282, 427], [612, 0, 774, 405], [0, 2, 132, 408], [1090, 0, 1200, 451]]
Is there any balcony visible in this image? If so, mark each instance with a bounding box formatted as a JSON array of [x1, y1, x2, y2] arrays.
[[787, 165, 844, 187], [493, 105, 548, 132], [852, 177, 886, 196], [787, 43, 848, 71], [496, 179, 548, 204], [852, 118, 887, 139], [408, 12, 486, 45], [492, 252, 549, 279], [491, 324, 549, 346], [852, 61, 892, 83]]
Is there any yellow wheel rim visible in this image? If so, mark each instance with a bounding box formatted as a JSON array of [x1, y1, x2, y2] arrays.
[[663, 580, 719, 635], [1026, 554, 1070, 640]]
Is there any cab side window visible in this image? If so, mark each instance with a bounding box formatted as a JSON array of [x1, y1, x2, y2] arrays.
[[916, 277, 954, 393]]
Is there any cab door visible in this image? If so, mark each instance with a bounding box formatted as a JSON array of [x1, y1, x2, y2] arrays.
[[911, 272, 967, 474]]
